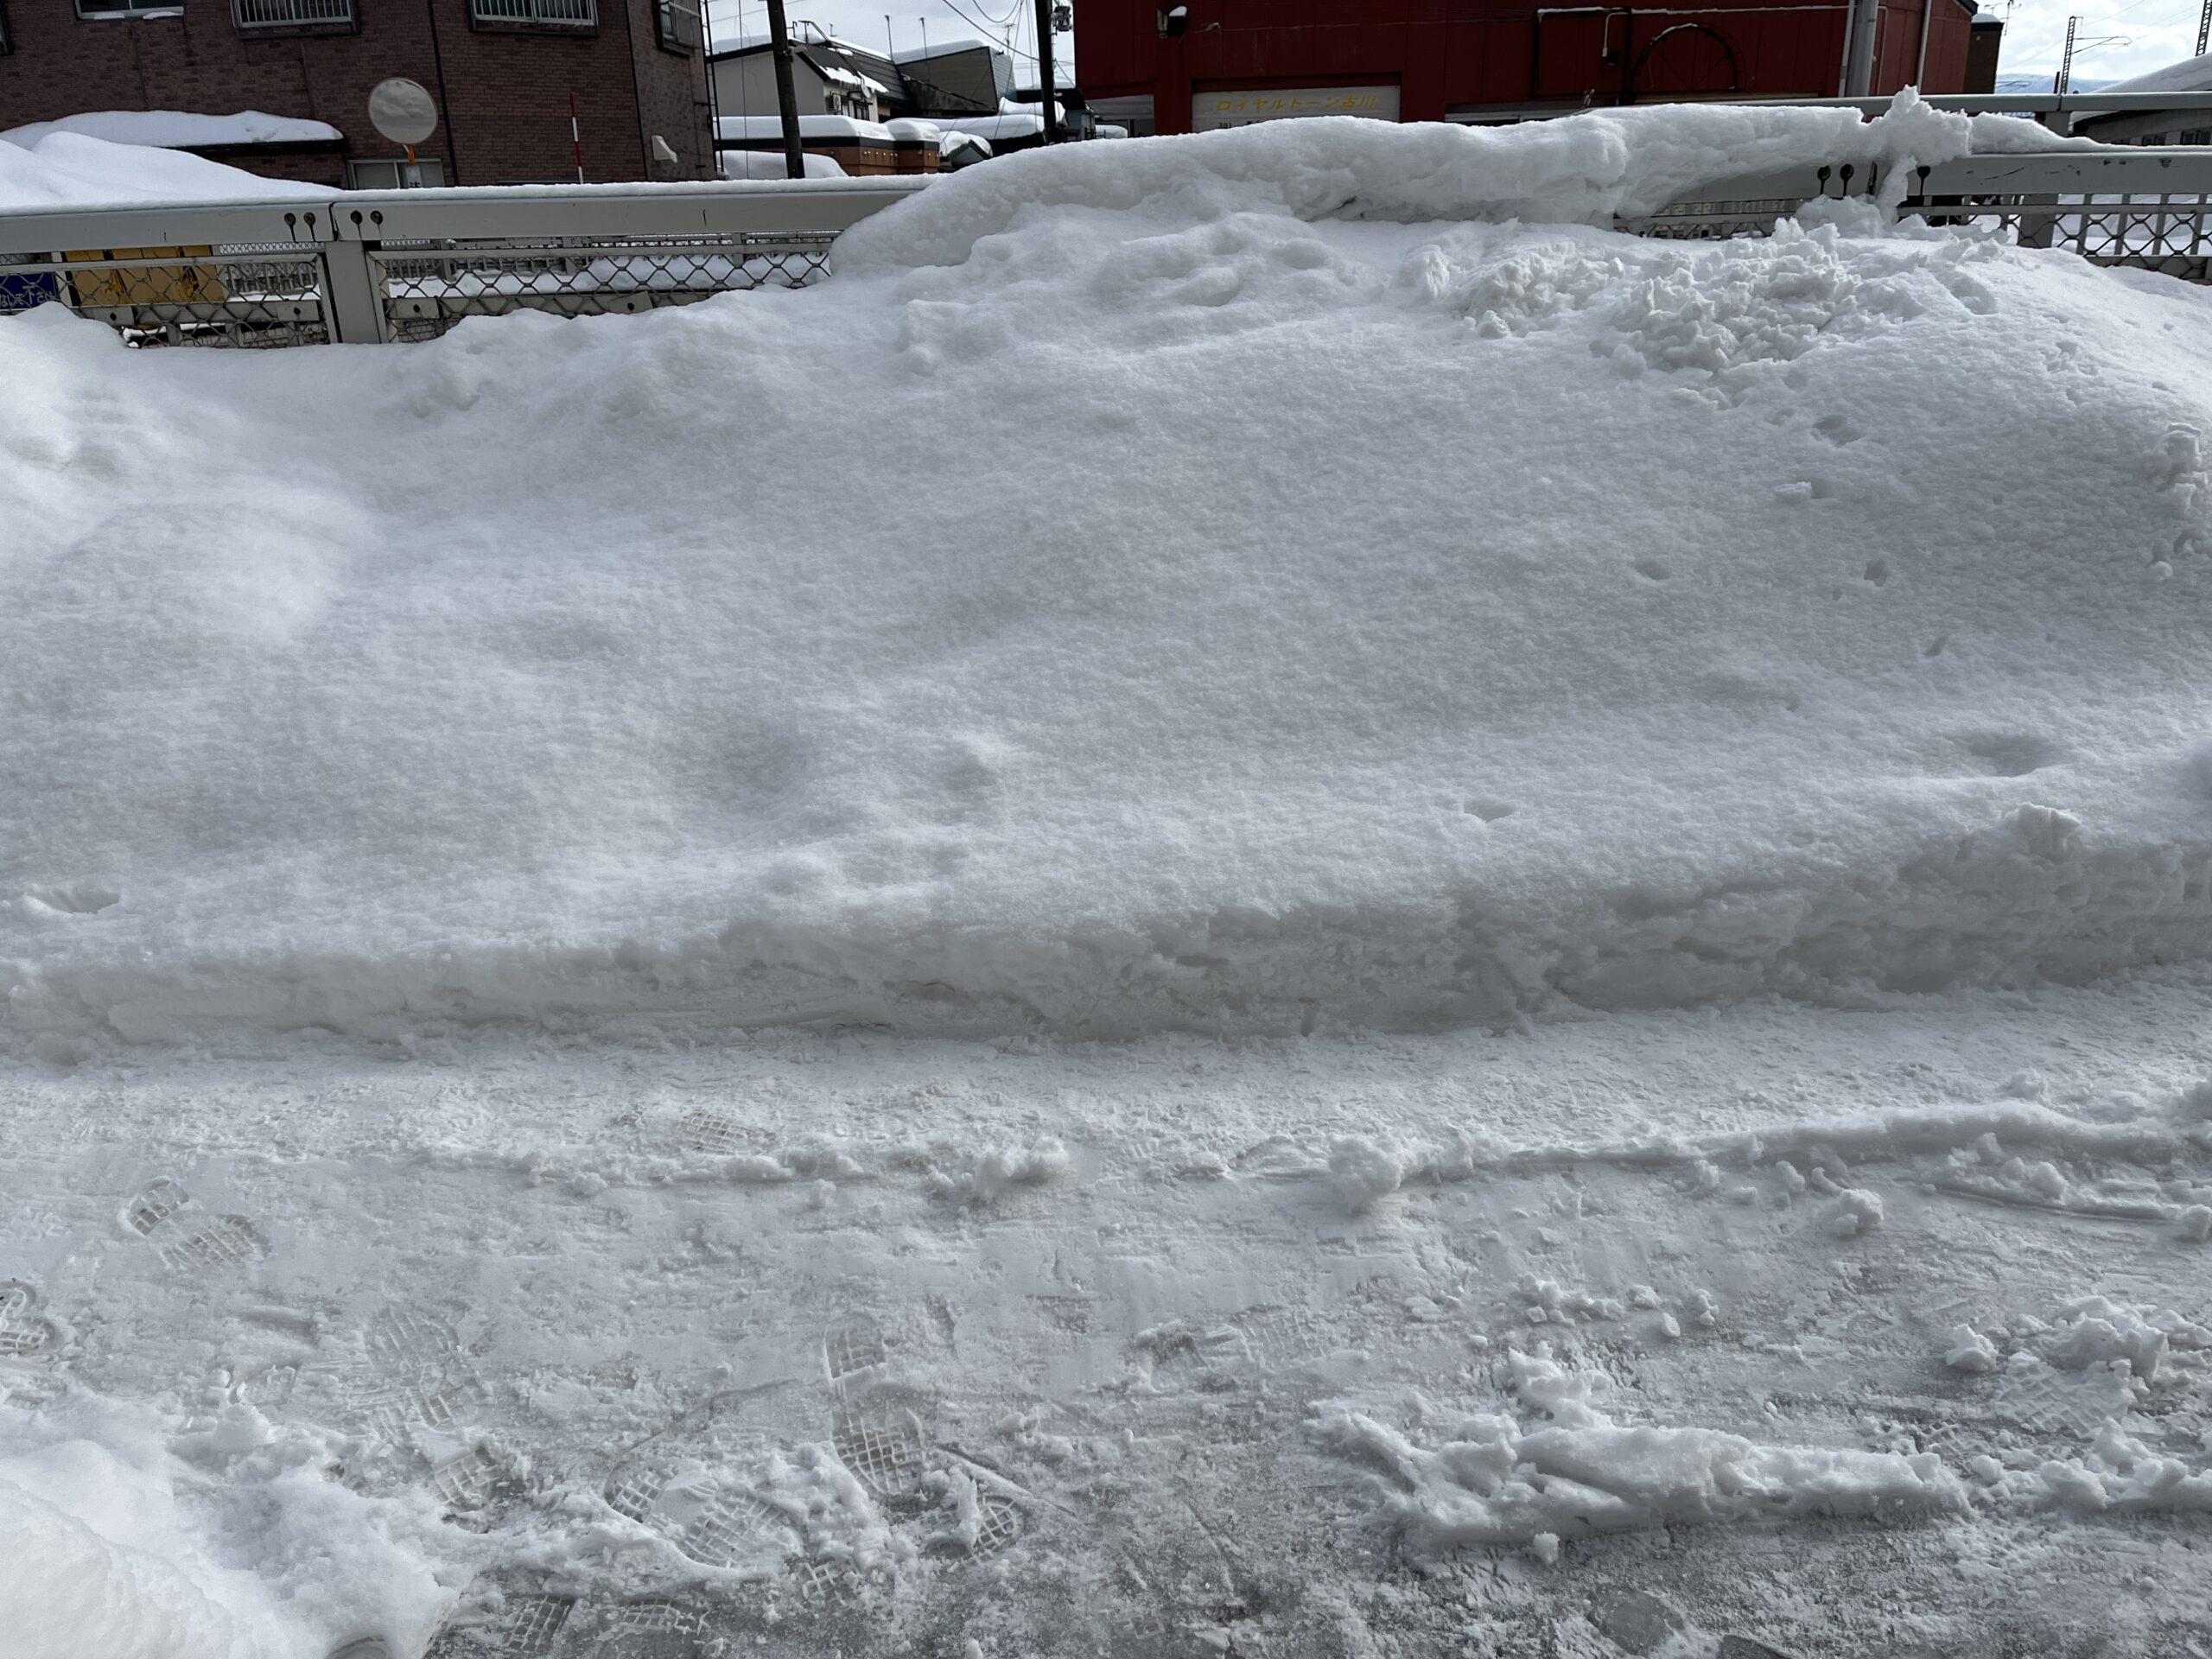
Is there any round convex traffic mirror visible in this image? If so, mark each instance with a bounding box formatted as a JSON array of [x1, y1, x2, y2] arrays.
[[367, 79, 439, 148]]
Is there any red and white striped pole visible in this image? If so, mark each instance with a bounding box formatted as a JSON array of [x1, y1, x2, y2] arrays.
[[569, 91, 584, 182]]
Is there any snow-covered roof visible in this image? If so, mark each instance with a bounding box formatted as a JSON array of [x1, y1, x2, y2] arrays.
[[0, 127, 340, 207], [884, 118, 943, 140], [2097, 51, 2212, 96], [719, 149, 849, 178], [0, 110, 343, 149], [891, 36, 999, 64], [937, 111, 1045, 139], [716, 114, 896, 142]]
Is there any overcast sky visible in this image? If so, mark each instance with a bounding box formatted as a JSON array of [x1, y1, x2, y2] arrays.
[[1993, 0, 2202, 81], [702, 0, 1071, 76], [698, 0, 2205, 99]]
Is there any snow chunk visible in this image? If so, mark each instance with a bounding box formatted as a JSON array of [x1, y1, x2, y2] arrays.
[[1319, 1347, 1965, 1552], [2047, 1296, 2175, 1380], [925, 1137, 1070, 1205], [1946, 1324, 2001, 1374], [1829, 1188, 1885, 1236]]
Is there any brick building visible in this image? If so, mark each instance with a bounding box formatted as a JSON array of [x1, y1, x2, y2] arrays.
[[1078, 0, 1996, 136], [0, 0, 715, 186]]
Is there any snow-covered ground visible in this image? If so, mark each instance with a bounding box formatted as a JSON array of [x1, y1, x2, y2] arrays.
[[4, 102, 2212, 1656]]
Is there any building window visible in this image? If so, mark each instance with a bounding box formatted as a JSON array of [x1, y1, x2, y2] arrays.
[[654, 0, 699, 51], [74, 0, 184, 17], [234, 0, 353, 26], [346, 156, 448, 187], [470, 0, 595, 26]]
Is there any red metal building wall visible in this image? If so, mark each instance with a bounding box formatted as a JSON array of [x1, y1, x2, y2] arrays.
[[1080, 0, 1979, 132]]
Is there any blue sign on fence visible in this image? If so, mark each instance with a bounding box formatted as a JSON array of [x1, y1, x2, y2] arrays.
[[0, 268, 65, 313]]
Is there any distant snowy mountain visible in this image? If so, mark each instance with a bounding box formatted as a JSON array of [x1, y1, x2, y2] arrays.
[[1994, 72, 2113, 91]]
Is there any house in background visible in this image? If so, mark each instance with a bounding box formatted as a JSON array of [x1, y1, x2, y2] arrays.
[[892, 36, 1011, 116], [705, 22, 904, 124], [714, 111, 942, 175], [0, 0, 715, 185], [707, 27, 1027, 126]]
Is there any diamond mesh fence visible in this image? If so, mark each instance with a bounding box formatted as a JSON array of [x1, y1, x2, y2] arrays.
[[372, 233, 836, 340], [10, 188, 2211, 355], [2, 246, 329, 347]]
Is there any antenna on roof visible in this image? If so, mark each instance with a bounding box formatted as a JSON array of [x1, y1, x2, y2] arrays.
[[2198, 0, 2209, 60]]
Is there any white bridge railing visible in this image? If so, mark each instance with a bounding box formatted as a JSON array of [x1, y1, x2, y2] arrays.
[[0, 180, 924, 347], [3, 151, 2211, 349], [1622, 149, 2212, 283]]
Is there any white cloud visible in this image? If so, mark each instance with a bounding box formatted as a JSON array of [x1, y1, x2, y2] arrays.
[[1983, 0, 2201, 82]]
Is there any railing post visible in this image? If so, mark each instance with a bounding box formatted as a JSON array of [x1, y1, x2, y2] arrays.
[[321, 230, 390, 344]]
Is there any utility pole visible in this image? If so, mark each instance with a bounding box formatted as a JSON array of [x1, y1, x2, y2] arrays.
[[2053, 13, 2076, 93], [1033, 0, 1060, 142], [766, 0, 807, 179]]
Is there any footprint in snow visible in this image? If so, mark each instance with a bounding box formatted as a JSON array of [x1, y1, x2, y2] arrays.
[[0, 1281, 56, 1357]]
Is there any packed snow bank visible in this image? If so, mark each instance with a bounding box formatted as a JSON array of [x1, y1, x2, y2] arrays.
[[0, 111, 343, 150], [4, 105, 2212, 1045], [834, 92, 1980, 270], [0, 130, 333, 209]]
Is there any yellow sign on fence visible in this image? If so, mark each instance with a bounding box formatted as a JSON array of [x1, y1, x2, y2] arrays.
[[64, 247, 226, 308]]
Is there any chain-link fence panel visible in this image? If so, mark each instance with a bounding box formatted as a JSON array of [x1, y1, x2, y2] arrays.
[[5, 245, 329, 348], [372, 232, 837, 340]]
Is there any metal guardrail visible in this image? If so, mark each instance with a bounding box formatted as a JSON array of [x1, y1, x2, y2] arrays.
[[1618, 149, 2212, 282], [5, 154, 2212, 348], [1710, 90, 2212, 121], [0, 179, 923, 346]]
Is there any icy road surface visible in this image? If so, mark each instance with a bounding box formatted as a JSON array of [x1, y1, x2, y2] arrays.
[[8, 977, 2212, 1657]]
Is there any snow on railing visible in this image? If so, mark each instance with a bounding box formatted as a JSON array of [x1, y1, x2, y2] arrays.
[[5, 151, 2212, 348]]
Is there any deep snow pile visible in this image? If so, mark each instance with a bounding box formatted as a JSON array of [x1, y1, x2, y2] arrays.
[[4, 99, 2212, 1046]]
